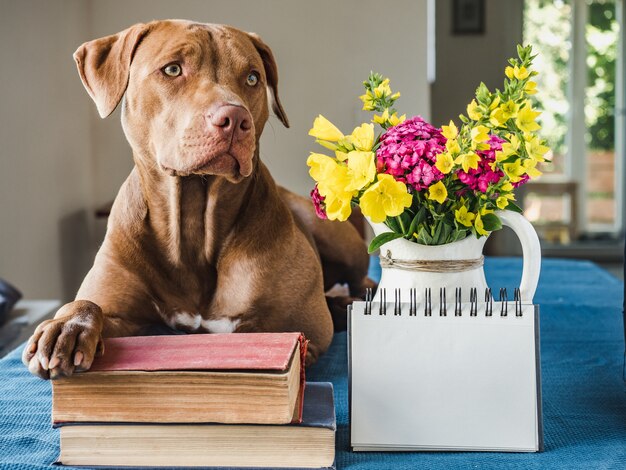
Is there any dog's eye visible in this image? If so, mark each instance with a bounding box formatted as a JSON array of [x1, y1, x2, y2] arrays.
[[246, 72, 259, 87], [162, 63, 182, 77]]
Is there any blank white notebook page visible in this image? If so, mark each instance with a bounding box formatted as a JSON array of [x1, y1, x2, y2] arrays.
[[350, 302, 540, 451]]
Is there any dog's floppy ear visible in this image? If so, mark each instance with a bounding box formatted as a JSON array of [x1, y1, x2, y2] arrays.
[[247, 33, 290, 128], [73, 23, 150, 118]]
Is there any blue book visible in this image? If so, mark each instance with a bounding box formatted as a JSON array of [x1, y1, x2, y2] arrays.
[[55, 382, 335, 469]]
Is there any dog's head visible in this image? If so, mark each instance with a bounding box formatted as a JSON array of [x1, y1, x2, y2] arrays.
[[74, 20, 289, 182]]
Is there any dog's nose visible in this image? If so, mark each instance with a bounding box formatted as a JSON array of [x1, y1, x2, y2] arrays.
[[207, 105, 252, 140]]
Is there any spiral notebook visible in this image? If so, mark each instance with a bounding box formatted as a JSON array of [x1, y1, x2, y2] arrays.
[[348, 288, 543, 452]]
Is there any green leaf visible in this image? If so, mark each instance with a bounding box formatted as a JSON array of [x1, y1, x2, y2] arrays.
[[481, 213, 503, 232], [407, 206, 426, 238], [438, 223, 453, 245], [432, 220, 443, 242], [505, 201, 524, 213], [417, 226, 434, 245], [500, 155, 519, 164], [476, 82, 491, 105], [450, 229, 469, 243], [368, 232, 404, 254], [385, 217, 401, 233]]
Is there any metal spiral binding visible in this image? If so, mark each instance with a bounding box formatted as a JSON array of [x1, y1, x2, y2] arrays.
[[361, 286, 524, 317], [424, 288, 431, 316], [499, 288, 508, 316], [485, 288, 493, 316], [455, 287, 462, 316], [470, 287, 478, 316], [394, 288, 401, 316], [514, 288, 522, 317], [409, 288, 418, 316], [440, 287, 447, 316]]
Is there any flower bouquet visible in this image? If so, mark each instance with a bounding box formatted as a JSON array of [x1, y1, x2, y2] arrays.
[[307, 45, 549, 253]]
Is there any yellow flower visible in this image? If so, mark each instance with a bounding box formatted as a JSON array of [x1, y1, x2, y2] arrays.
[[446, 138, 461, 155], [455, 205, 475, 227], [489, 95, 501, 111], [474, 212, 490, 237], [359, 90, 375, 111], [389, 112, 406, 126], [359, 174, 413, 223], [522, 158, 542, 179], [514, 65, 530, 80], [318, 166, 352, 196], [373, 108, 390, 125], [515, 102, 541, 133], [307, 153, 337, 182], [455, 152, 480, 173], [373, 108, 405, 126], [335, 150, 348, 161], [501, 182, 514, 192], [502, 160, 525, 183], [435, 152, 455, 174], [391, 92, 401, 100], [309, 115, 344, 142], [505, 66, 515, 79], [441, 120, 458, 140], [324, 192, 353, 221], [467, 99, 482, 120], [496, 134, 521, 162], [346, 151, 376, 191], [374, 78, 392, 98], [350, 123, 375, 151], [470, 125, 490, 144], [496, 196, 509, 210], [427, 181, 448, 204], [489, 100, 519, 127], [524, 135, 549, 163], [524, 81, 537, 95]]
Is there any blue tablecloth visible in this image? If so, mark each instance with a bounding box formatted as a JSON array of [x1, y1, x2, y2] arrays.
[[1, 258, 625, 469]]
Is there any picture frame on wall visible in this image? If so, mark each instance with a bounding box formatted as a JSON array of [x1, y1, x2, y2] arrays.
[[452, 0, 485, 35]]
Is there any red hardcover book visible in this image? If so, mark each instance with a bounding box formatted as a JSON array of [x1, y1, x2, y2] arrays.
[[52, 332, 307, 425]]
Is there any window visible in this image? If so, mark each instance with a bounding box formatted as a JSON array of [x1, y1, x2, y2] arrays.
[[523, 0, 622, 240]]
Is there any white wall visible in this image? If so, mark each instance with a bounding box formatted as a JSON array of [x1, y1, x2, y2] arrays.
[[89, 0, 431, 203], [0, 0, 430, 301], [431, 0, 524, 126], [0, 0, 95, 300]]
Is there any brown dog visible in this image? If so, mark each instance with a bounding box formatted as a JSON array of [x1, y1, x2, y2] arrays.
[[23, 20, 370, 379]]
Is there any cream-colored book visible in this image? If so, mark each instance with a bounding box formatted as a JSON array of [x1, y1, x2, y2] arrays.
[[56, 382, 336, 469]]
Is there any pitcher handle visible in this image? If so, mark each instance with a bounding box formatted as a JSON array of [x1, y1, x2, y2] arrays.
[[496, 210, 541, 303]]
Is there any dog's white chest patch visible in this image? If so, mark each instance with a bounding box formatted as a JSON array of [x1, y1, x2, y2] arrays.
[[171, 311, 240, 334], [154, 302, 240, 334], [201, 317, 241, 334]]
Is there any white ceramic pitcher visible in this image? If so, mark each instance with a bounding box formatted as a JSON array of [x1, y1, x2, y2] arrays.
[[368, 210, 541, 304]]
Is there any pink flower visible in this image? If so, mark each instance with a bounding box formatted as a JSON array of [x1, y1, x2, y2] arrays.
[[512, 174, 530, 188], [456, 135, 505, 193], [310, 185, 327, 219], [376, 116, 446, 191]]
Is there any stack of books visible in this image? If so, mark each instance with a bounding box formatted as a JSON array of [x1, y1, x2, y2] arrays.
[[51, 332, 336, 469]]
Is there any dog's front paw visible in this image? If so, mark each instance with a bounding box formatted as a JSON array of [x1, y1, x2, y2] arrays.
[[22, 300, 104, 380]]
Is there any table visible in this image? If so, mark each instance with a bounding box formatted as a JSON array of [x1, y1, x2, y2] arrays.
[[0, 258, 624, 469]]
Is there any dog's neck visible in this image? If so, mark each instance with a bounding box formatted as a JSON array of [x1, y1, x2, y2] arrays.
[[133, 151, 263, 267]]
